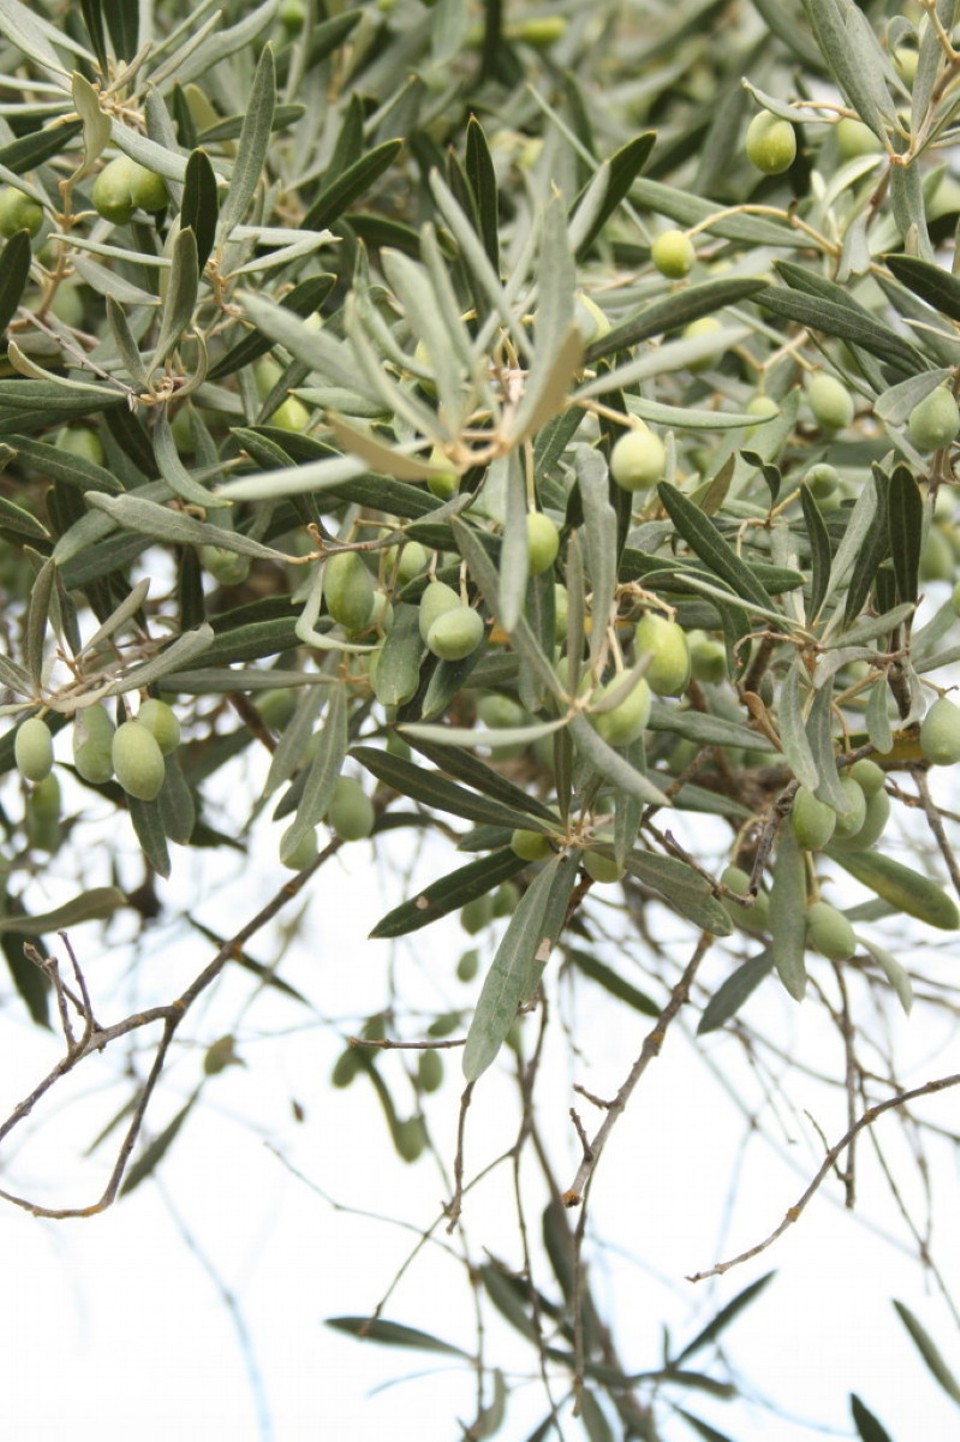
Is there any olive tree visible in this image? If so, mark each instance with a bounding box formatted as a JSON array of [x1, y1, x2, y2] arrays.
[[1, 0, 960, 1436]]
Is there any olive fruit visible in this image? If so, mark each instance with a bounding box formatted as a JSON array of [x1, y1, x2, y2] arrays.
[[907, 386, 960, 452], [476, 694, 527, 730], [92, 156, 168, 223], [280, 824, 318, 870], [610, 426, 666, 492], [526, 512, 560, 574], [836, 118, 881, 159], [510, 828, 552, 861], [331, 1047, 361, 1087], [848, 758, 885, 796], [720, 864, 770, 934], [14, 716, 54, 783], [112, 719, 166, 801], [590, 675, 652, 747], [634, 612, 690, 696], [651, 228, 696, 279], [394, 540, 429, 584], [0, 185, 43, 238], [805, 463, 840, 501], [584, 850, 625, 884], [327, 775, 376, 840], [790, 785, 837, 851], [456, 947, 480, 981], [269, 395, 311, 432], [682, 315, 724, 371], [417, 1048, 444, 1093], [325, 551, 376, 632], [829, 787, 890, 852], [688, 630, 727, 683], [806, 374, 855, 431], [255, 689, 297, 730], [426, 447, 459, 500], [833, 777, 867, 839], [460, 893, 494, 934], [492, 881, 520, 917], [56, 426, 105, 466], [745, 111, 797, 175], [393, 1117, 426, 1162], [426, 605, 484, 661], [920, 696, 960, 766], [553, 583, 569, 641], [200, 545, 251, 586], [806, 900, 857, 962], [26, 772, 61, 851], [138, 698, 181, 756], [418, 580, 460, 641], [72, 703, 115, 783]]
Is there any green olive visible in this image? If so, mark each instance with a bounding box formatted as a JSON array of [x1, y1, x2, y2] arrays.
[[590, 675, 652, 747], [56, 426, 105, 467], [720, 864, 770, 934], [92, 156, 168, 223], [510, 828, 552, 861], [418, 580, 461, 641], [137, 698, 181, 756], [634, 612, 690, 696], [327, 775, 376, 840], [610, 426, 666, 491], [688, 630, 727, 683], [26, 773, 61, 852], [650, 228, 696, 279], [112, 719, 166, 801], [460, 894, 495, 934], [526, 512, 560, 574], [833, 777, 867, 838], [417, 1048, 444, 1092], [426, 606, 484, 660], [836, 118, 881, 159], [804, 463, 840, 501], [584, 850, 625, 884], [325, 551, 376, 632], [806, 374, 855, 431], [280, 825, 319, 869], [456, 948, 480, 981], [920, 696, 960, 766], [72, 703, 115, 783], [14, 716, 54, 783], [200, 545, 252, 586], [394, 541, 429, 584], [745, 111, 798, 175], [806, 900, 857, 961], [907, 386, 960, 453], [848, 759, 885, 795], [790, 786, 837, 851], [0, 185, 43, 238]]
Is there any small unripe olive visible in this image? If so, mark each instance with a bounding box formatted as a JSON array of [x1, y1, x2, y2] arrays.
[[255, 689, 297, 730], [280, 825, 318, 870], [92, 156, 168, 223], [688, 630, 727, 683], [651, 229, 696, 279], [806, 900, 857, 961], [0, 185, 43, 238], [14, 716, 54, 783], [418, 580, 460, 641], [907, 386, 960, 452], [269, 395, 311, 432], [894, 45, 919, 84], [610, 426, 666, 491], [112, 719, 165, 801], [836, 118, 881, 159], [72, 703, 115, 783], [393, 1117, 426, 1162], [745, 394, 780, 426], [511, 15, 567, 44], [426, 447, 459, 499], [745, 111, 798, 175], [476, 693, 527, 729], [848, 758, 885, 796], [682, 316, 724, 371], [526, 512, 560, 574], [590, 675, 652, 747], [28, 771, 61, 823], [510, 828, 552, 861], [806, 373, 855, 431], [492, 881, 520, 917], [920, 696, 960, 766], [327, 775, 376, 840], [395, 541, 429, 584], [830, 787, 890, 852], [720, 864, 770, 934], [554, 583, 569, 641], [584, 850, 625, 884], [456, 948, 480, 981], [56, 426, 105, 467], [138, 698, 180, 756], [200, 545, 251, 586], [417, 1048, 444, 1093], [833, 777, 867, 838], [919, 527, 953, 583], [460, 894, 494, 934], [805, 463, 840, 501], [426, 606, 484, 661], [325, 551, 376, 632], [790, 786, 837, 851], [634, 612, 690, 696]]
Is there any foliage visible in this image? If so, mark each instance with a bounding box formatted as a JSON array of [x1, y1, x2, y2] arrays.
[[2, 0, 960, 1436]]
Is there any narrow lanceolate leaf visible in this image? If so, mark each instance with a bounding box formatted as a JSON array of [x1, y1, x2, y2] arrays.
[[657, 483, 777, 616], [576, 446, 618, 666], [568, 714, 673, 808], [806, 684, 847, 815], [71, 69, 111, 171], [498, 448, 529, 633], [884, 253, 960, 325], [698, 951, 775, 1034], [280, 684, 347, 863], [769, 827, 807, 1000], [778, 660, 819, 790], [217, 43, 276, 241], [324, 1317, 470, 1358], [627, 851, 734, 937], [463, 851, 579, 1081], [301, 140, 403, 231], [587, 276, 766, 364], [181, 148, 218, 272], [675, 1273, 776, 1364], [568, 132, 656, 258], [106, 295, 149, 389], [153, 226, 199, 369], [566, 948, 661, 1017], [370, 849, 528, 939], [465, 116, 499, 271], [121, 1097, 196, 1196], [25, 555, 56, 687], [404, 736, 559, 825], [0, 887, 126, 935], [893, 1301, 960, 1405], [859, 939, 913, 1016], [756, 287, 923, 373], [850, 1394, 895, 1442], [886, 467, 922, 608], [154, 414, 229, 509], [800, 483, 831, 622], [352, 745, 541, 832], [84, 492, 288, 559], [0, 229, 32, 335]]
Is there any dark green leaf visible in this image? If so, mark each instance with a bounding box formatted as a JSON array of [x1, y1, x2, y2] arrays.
[[353, 745, 540, 831], [208, 274, 336, 381], [81, 0, 108, 70], [699, 951, 775, 1034], [103, 0, 138, 60], [301, 140, 403, 231], [370, 849, 528, 939], [325, 1316, 470, 1358], [181, 148, 218, 272], [627, 851, 734, 936], [675, 1273, 775, 1363], [565, 947, 661, 1016], [0, 230, 31, 336], [893, 1301, 960, 1404], [128, 796, 171, 878], [0, 121, 83, 176], [769, 828, 807, 1000], [588, 277, 767, 364], [756, 288, 923, 374], [217, 42, 276, 240], [850, 1394, 895, 1442], [571, 132, 656, 258], [121, 1098, 196, 1196], [0, 886, 126, 936], [674, 1410, 738, 1442], [405, 735, 559, 824], [800, 482, 831, 621], [657, 483, 777, 616], [465, 116, 499, 272], [884, 252, 960, 324], [2, 931, 50, 1028], [887, 466, 922, 608]]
